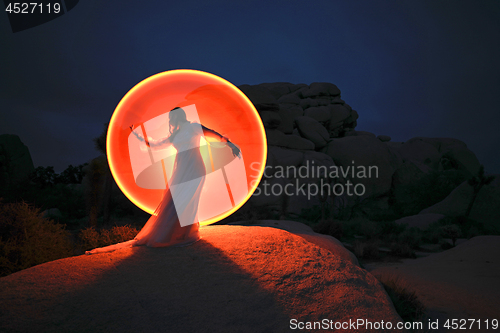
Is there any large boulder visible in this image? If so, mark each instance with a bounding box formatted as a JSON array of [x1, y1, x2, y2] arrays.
[[285, 134, 315, 150], [287, 151, 338, 215], [0, 225, 402, 332], [257, 82, 306, 99], [260, 111, 282, 129], [265, 129, 288, 147], [395, 213, 446, 230], [397, 138, 442, 170], [277, 93, 301, 105], [299, 97, 319, 109], [329, 104, 351, 125], [256, 82, 292, 99], [228, 220, 359, 266], [377, 135, 391, 142], [344, 130, 376, 138], [302, 82, 341, 97], [276, 105, 303, 134], [391, 160, 429, 188], [266, 146, 304, 173], [389, 160, 432, 216], [420, 175, 500, 232], [436, 139, 480, 177], [250, 176, 286, 206], [398, 137, 480, 177], [303, 106, 331, 122], [295, 116, 330, 149], [0, 134, 35, 183], [321, 135, 401, 199]]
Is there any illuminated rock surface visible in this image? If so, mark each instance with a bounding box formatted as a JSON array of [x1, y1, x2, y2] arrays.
[[0, 225, 402, 332]]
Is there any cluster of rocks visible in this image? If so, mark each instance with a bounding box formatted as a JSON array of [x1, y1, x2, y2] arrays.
[[239, 82, 484, 221], [239, 82, 358, 148]]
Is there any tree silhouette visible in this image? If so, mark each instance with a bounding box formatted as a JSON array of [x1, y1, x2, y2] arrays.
[[465, 165, 494, 217], [440, 224, 461, 247], [86, 123, 112, 226]]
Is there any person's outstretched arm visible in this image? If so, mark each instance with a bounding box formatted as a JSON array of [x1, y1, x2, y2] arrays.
[[129, 126, 172, 148], [201, 125, 241, 158]]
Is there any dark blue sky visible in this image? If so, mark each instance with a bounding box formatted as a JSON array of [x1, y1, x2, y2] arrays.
[[1, 0, 499, 173]]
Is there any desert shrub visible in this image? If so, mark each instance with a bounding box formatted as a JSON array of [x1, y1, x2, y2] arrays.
[[453, 215, 488, 238], [425, 215, 485, 245], [389, 242, 416, 258], [439, 224, 461, 247], [313, 218, 343, 239], [0, 201, 73, 277], [374, 273, 426, 323], [359, 220, 380, 239], [341, 217, 380, 240], [30, 164, 86, 188], [36, 183, 86, 220], [79, 225, 139, 251], [3, 178, 86, 221], [299, 205, 323, 223], [379, 220, 407, 236], [378, 220, 407, 243], [424, 226, 442, 244], [398, 227, 423, 249]]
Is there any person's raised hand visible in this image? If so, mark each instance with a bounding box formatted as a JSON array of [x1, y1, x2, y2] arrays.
[[228, 142, 241, 158]]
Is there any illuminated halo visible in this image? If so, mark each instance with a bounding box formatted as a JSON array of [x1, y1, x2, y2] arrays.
[[107, 70, 267, 225]]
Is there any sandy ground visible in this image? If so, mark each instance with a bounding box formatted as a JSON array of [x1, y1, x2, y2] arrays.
[[368, 236, 500, 333]]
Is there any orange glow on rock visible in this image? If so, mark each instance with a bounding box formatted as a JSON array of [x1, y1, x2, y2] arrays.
[[107, 70, 267, 225]]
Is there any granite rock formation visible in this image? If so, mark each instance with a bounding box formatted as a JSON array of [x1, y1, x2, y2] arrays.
[[239, 82, 482, 221], [0, 134, 34, 185]]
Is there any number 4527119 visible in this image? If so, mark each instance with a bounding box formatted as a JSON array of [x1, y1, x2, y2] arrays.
[[5, 3, 61, 14]]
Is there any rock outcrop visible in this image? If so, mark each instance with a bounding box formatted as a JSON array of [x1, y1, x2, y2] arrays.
[[239, 82, 484, 222], [395, 213, 445, 230], [420, 175, 500, 232], [0, 134, 34, 184], [0, 224, 403, 332]]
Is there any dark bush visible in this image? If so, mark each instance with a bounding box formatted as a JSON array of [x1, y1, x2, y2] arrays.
[[79, 225, 139, 252], [389, 242, 416, 258], [3, 164, 88, 221], [398, 227, 423, 249], [424, 215, 486, 245], [0, 201, 73, 277], [379, 220, 407, 242], [374, 273, 426, 322], [313, 218, 343, 239]]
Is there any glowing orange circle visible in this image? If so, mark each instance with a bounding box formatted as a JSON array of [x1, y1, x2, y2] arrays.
[[107, 70, 267, 225]]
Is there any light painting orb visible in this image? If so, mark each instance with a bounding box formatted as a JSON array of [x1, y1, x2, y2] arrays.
[[107, 69, 267, 226]]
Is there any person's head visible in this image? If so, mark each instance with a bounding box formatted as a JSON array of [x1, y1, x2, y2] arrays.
[[168, 107, 187, 133]]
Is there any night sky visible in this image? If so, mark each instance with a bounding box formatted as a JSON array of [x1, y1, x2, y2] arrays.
[[1, 0, 499, 174]]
